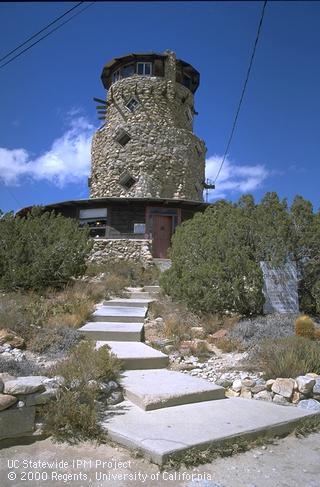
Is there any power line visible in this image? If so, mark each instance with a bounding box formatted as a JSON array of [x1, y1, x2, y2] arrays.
[[0, 2, 95, 70], [0, 2, 84, 64], [214, 0, 268, 184]]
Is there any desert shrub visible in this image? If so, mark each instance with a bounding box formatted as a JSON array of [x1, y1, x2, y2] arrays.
[[164, 316, 191, 344], [248, 336, 320, 379], [43, 387, 104, 443], [201, 313, 241, 336], [295, 315, 315, 339], [103, 274, 130, 299], [28, 327, 82, 356], [314, 328, 320, 340], [44, 341, 122, 443], [161, 202, 264, 316], [0, 356, 45, 376], [0, 208, 91, 291], [230, 313, 296, 347], [51, 340, 121, 386]]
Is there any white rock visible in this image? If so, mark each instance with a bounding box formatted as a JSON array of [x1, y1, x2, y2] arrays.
[[271, 378, 295, 399], [232, 379, 242, 392], [296, 376, 316, 395], [298, 399, 320, 411], [4, 376, 47, 395], [273, 394, 290, 406]]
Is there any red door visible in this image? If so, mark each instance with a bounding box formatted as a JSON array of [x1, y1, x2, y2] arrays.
[[152, 215, 172, 258]]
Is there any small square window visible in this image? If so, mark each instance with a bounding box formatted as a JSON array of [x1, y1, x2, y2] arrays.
[[114, 129, 131, 146], [126, 97, 139, 112], [134, 223, 146, 234], [119, 173, 136, 189]]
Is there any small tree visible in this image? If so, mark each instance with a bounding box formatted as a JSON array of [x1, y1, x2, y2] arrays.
[[0, 208, 92, 291]]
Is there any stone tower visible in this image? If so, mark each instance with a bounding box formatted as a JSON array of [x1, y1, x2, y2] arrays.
[[89, 51, 206, 201]]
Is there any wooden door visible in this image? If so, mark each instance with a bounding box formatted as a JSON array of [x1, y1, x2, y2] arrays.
[[152, 215, 172, 258]]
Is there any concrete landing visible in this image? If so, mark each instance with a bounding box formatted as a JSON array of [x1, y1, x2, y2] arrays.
[[103, 298, 153, 308], [96, 341, 169, 370], [103, 398, 319, 465], [121, 369, 225, 410], [92, 306, 147, 323], [78, 322, 143, 341]]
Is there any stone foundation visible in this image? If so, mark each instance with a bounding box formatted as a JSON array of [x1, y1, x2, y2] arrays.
[[88, 239, 153, 266]]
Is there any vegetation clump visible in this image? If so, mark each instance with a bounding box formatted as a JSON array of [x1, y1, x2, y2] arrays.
[[0, 208, 92, 291], [161, 193, 320, 317], [44, 341, 122, 443], [295, 315, 316, 339]]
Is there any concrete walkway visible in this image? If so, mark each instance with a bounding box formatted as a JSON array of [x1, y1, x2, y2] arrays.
[[79, 286, 320, 465]]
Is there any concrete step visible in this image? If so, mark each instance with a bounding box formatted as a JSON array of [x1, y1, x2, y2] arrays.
[[121, 369, 225, 410], [92, 306, 147, 323], [128, 292, 152, 300], [103, 298, 153, 308], [103, 398, 320, 466], [78, 322, 144, 341], [96, 341, 169, 370], [143, 285, 161, 293]]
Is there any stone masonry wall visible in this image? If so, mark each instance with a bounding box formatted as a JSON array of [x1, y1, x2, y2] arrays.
[[90, 52, 206, 201], [88, 239, 153, 266]]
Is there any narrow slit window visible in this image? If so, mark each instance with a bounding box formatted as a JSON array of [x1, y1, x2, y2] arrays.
[[114, 129, 131, 146]]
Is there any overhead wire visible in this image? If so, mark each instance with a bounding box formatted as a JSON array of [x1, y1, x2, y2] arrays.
[[0, 2, 84, 64], [214, 0, 268, 184], [0, 2, 96, 70]]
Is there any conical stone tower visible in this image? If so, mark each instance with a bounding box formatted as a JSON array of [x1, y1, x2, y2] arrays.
[[89, 50, 206, 201]]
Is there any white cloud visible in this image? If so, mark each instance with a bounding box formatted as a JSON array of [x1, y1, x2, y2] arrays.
[[205, 155, 269, 200], [0, 116, 94, 187]]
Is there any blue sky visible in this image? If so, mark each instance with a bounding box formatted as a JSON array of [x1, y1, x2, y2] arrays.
[[0, 1, 319, 213]]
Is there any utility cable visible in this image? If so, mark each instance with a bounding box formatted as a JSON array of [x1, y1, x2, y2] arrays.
[[0, 2, 84, 64], [214, 0, 267, 184], [0, 2, 95, 70]]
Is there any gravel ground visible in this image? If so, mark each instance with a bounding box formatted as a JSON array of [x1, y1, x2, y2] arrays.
[[0, 433, 319, 487]]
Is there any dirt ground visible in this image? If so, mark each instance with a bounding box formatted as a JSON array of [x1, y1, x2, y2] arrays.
[[0, 432, 319, 487]]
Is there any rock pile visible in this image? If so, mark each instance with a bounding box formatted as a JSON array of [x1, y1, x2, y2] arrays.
[[226, 374, 320, 410]]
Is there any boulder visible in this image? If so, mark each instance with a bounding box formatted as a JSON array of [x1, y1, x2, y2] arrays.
[[271, 378, 295, 399], [266, 379, 275, 391], [190, 327, 206, 339], [0, 329, 25, 349], [313, 378, 320, 395], [273, 394, 290, 405], [251, 384, 267, 394], [306, 373, 319, 378], [254, 390, 273, 402], [3, 376, 47, 395], [0, 379, 3, 394], [240, 387, 252, 399], [17, 388, 58, 407], [241, 378, 256, 388], [296, 376, 316, 395], [232, 379, 242, 392], [0, 373, 16, 382], [298, 399, 320, 411], [0, 393, 17, 411]]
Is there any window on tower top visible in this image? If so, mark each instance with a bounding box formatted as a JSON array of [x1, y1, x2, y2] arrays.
[[137, 62, 152, 75], [121, 64, 135, 78]]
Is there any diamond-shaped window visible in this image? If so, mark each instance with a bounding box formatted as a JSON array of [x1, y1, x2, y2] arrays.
[[119, 173, 136, 189], [114, 129, 131, 146]]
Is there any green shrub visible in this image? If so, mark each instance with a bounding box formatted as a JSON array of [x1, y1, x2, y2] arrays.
[[0, 208, 92, 291], [249, 336, 320, 379], [161, 202, 264, 316], [295, 315, 315, 339]]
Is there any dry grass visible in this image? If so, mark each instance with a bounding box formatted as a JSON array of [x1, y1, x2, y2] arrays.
[[213, 337, 245, 353], [201, 313, 241, 335], [295, 315, 316, 340]]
